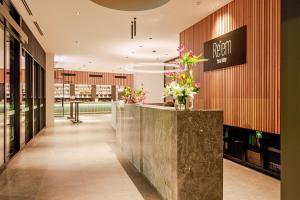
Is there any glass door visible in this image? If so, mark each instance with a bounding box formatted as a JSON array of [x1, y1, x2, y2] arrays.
[[33, 61, 40, 135], [24, 52, 33, 143], [40, 67, 45, 129], [0, 23, 5, 166], [20, 49, 25, 147], [5, 29, 20, 159]]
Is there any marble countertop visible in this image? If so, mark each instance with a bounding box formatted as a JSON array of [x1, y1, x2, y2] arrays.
[[136, 103, 222, 112]]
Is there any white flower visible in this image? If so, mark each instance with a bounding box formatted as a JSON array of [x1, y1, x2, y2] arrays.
[[172, 86, 183, 98], [163, 87, 171, 98], [163, 81, 198, 100]]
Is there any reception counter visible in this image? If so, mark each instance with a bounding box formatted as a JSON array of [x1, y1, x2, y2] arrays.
[[116, 104, 223, 200]]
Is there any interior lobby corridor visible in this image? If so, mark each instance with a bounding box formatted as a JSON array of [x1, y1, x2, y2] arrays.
[[0, 114, 280, 200], [0, 0, 299, 199], [0, 115, 145, 200]]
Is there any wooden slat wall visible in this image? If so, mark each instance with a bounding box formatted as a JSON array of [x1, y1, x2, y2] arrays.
[[54, 69, 133, 87], [180, 0, 280, 134]]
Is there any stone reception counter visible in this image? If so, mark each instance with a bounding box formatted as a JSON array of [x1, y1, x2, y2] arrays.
[[116, 104, 223, 200]]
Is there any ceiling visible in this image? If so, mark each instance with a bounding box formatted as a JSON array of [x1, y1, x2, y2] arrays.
[[11, 0, 232, 73], [90, 0, 171, 11]]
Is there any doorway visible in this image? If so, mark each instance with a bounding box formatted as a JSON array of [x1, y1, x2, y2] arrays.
[[4, 29, 20, 159]]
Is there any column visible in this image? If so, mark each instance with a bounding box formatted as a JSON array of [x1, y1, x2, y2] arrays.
[[45, 53, 54, 127]]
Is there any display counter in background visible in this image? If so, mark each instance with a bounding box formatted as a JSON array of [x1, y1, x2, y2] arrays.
[[54, 102, 112, 117]]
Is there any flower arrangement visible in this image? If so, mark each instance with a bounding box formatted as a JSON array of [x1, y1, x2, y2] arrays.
[[134, 87, 146, 103], [122, 86, 146, 104], [164, 45, 207, 110], [122, 86, 132, 103]]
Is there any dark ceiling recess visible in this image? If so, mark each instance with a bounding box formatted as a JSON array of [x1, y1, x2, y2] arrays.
[[21, 0, 33, 16], [62, 73, 76, 77], [115, 75, 127, 79], [33, 21, 44, 36], [89, 74, 103, 78]]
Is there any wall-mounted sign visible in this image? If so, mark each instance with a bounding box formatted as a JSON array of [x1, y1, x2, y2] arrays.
[[204, 26, 247, 72]]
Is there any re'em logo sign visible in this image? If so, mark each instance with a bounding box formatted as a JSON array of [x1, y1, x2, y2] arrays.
[[204, 26, 247, 72]]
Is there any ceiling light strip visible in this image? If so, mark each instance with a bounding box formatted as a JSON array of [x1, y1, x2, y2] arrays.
[[33, 21, 44, 36], [21, 0, 33, 16], [125, 62, 181, 74]]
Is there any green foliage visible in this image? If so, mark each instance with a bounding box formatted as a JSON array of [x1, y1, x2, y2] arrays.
[[256, 131, 263, 139], [123, 86, 132, 98]]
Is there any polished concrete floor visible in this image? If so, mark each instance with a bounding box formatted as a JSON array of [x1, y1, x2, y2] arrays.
[[0, 114, 280, 200]]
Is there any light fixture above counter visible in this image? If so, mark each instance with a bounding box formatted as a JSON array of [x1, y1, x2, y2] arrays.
[[124, 62, 180, 74]]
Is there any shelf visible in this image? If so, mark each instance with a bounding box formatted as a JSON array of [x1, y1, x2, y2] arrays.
[[224, 155, 280, 179], [267, 147, 280, 154], [247, 145, 261, 153], [224, 125, 280, 179]]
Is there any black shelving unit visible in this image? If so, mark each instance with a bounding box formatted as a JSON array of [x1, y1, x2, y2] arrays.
[[224, 126, 280, 179]]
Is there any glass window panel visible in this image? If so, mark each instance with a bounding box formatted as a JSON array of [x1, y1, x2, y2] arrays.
[[0, 24, 4, 166]]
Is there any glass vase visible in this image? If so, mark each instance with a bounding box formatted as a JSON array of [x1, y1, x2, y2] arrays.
[[185, 96, 194, 111], [175, 96, 193, 111], [175, 99, 185, 111]]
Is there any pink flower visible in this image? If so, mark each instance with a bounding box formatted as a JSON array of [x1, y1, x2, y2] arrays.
[[164, 71, 171, 76], [177, 44, 185, 56], [189, 50, 194, 57], [176, 69, 184, 74], [195, 82, 200, 88]]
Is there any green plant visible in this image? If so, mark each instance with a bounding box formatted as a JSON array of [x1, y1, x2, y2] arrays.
[[122, 86, 132, 103], [256, 131, 263, 139], [123, 86, 132, 98]]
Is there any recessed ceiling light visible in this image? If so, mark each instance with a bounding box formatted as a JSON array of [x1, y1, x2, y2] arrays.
[[131, 51, 135, 54], [125, 56, 129, 59], [76, 11, 80, 15], [149, 37, 153, 40], [139, 45, 143, 48], [165, 54, 168, 56], [152, 50, 156, 53], [89, 61, 92, 64], [196, 1, 201, 5], [83, 64, 86, 67], [74, 41, 79, 44]]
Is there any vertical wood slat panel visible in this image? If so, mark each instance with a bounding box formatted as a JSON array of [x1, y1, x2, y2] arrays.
[[180, 0, 280, 134]]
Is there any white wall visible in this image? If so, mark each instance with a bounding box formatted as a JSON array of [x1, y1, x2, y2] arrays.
[[134, 73, 164, 104], [45, 53, 55, 127]]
